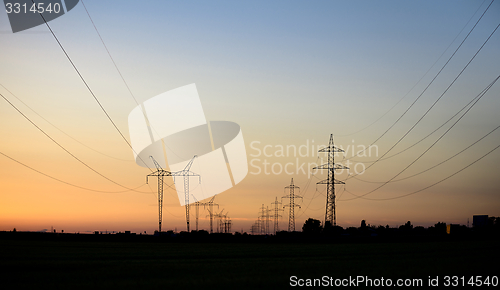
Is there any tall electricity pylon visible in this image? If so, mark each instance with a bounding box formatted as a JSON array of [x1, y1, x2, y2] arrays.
[[172, 156, 200, 232], [282, 178, 302, 232], [146, 157, 172, 233], [314, 134, 348, 227], [271, 197, 283, 234], [146, 156, 200, 233]]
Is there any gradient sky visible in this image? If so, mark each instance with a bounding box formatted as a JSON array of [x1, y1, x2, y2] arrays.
[[1, 0, 499, 233]]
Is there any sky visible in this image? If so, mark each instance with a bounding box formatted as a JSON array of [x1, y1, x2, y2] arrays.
[[1, 0, 499, 233]]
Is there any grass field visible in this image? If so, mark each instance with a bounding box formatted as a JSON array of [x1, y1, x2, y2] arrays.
[[1, 237, 498, 289]]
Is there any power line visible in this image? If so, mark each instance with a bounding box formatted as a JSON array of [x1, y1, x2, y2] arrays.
[[343, 74, 499, 200], [80, 0, 141, 107], [353, 124, 500, 184], [296, 174, 329, 218], [0, 150, 148, 193], [336, 0, 488, 137], [80, 0, 185, 162], [0, 83, 130, 162], [298, 188, 329, 215], [0, 91, 148, 193], [352, 80, 500, 184], [32, 0, 151, 169], [81, 1, 198, 201], [350, 76, 498, 164], [293, 159, 318, 200], [341, 142, 500, 201], [346, 19, 500, 180], [0, 84, 179, 201], [355, 126, 500, 183], [344, 0, 496, 162]]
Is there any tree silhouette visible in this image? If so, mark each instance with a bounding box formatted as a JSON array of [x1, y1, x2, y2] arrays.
[[399, 221, 413, 232], [434, 222, 447, 234], [302, 218, 322, 235]]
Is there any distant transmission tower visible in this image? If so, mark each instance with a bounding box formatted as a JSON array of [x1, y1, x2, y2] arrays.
[[214, 209, 225, 233], [251, 223, 259, 235], [255, 218, 262, 235], [192, 195, 215, 231], [204, 196, 219, 233], [265, 206, 270, 235], [271, 197, 283, 234], [282, 178, 302, 232], [223, 213, 232, 233], [193, 200, 201, 231], [314, 134, 348, 227], [259, 204, 270, 235]]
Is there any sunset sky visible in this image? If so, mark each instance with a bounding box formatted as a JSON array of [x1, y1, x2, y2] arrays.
[[1, 0, 499, 233]]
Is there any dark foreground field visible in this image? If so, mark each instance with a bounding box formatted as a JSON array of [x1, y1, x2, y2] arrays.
[[1, 235, 498, 289]]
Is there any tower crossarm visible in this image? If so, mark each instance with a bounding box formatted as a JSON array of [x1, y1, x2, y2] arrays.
[[316, 178, 345, 185], [313, 163, 349, 170]]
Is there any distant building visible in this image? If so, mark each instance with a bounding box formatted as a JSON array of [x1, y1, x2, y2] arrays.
[[473, 215, 488, 228]]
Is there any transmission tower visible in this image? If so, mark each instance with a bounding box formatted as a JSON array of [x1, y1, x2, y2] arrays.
[[192, 195, 214, 231], [146, 156, 171, 233], [266, 206, 271, 235], [146, 156, 200, 233], [213, 209, 225, 233], [194, 201, 201, 231], [172, 156, 200, 232], [219, 211, 228, 233], [223, 213, 232, 233], [314, 134, 348, 227], [250, 223, 258, 235], [271, 197, 284, 234], [256, 218, 262, 235], [282, 178, 302, 232], [259, 204, 270, 235], [204, 196, 219, 233]]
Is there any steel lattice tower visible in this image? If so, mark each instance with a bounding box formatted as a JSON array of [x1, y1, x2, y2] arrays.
[[146, 157, 172, 233], [265, 206, 270, 235], [314, 134, 348, 227], [192, 195, 215, 232], [147, 156, 200, 232], [193, 201, 201, 231], [213, 209, 225, 233], [259, 204, 270, 235], [204, 196, 219, 234], [282, 178, 302, 232], [271, 197, 283, 234], [173, 156, 200, 232]]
